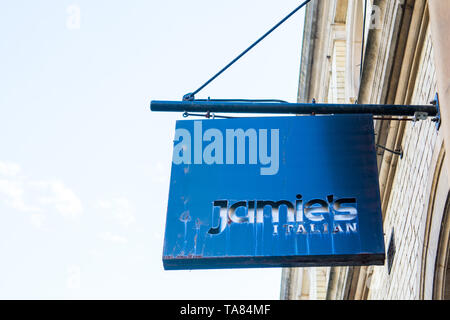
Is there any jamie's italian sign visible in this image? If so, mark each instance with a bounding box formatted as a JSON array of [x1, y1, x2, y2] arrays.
[[162, 115, 385, 270]]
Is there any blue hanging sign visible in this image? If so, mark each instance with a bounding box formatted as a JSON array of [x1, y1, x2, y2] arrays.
[[163, 115, 385, 270]]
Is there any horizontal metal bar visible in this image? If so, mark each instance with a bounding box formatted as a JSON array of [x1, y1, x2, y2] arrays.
[[150, 100, 437, 116]]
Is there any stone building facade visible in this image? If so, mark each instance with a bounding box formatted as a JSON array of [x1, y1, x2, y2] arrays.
[[280, 0, 450, 300]]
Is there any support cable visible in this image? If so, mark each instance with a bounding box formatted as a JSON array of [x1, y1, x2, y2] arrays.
[[183, 0, 313, 101]]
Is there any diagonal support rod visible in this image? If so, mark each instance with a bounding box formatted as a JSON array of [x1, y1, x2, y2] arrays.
[[183, 0, 312, 101]]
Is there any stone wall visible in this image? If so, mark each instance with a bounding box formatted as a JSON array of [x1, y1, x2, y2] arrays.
[[369, 24, 439, 299]]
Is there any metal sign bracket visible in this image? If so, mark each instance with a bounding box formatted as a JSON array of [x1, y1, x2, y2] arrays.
[[431, 93, 441, 130], [376, 144, 403, 159]]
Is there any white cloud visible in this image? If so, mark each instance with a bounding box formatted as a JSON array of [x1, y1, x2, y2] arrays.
[[0, 179, 22, 198], [0, 179, 40, 213], [153, 231, 162, 240], [153, 162, 169, 185], [0, 162, 40, 212], [98, 231, 128, 244], [145, 161, 170, 186], [0, 161, 21, 177], [30, 180, 83, 218], [96, 197, 135, 227], [29, 213, 46, 229], [0, 161, 83, 219]]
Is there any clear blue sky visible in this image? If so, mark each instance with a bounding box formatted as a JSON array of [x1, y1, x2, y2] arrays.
[[0, 0, 305, 299]]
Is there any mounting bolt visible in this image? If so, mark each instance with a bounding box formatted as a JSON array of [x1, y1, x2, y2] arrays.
[[182, 93, 195, 101], [413, 111, 428, 122]]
